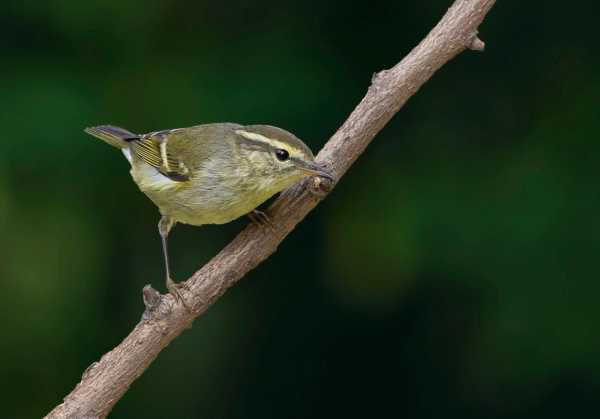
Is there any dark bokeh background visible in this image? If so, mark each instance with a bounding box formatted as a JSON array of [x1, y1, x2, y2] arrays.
[[2, 1, 599, 417]]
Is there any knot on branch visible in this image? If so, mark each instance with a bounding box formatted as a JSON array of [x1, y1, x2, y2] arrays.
[[141, 285, 163, 320], [309, 172, 335, 198], [371, 70, 389, 89], [82, 361, 100, 380]]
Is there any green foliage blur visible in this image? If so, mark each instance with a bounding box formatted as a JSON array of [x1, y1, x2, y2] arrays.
[[2, 0, 599, 417]]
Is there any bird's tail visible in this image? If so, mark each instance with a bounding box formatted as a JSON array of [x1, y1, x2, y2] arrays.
[[84, 125, 138, 149]]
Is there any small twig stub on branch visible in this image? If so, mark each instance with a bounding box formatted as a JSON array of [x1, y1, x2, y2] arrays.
[[469, 35, 486, 51]]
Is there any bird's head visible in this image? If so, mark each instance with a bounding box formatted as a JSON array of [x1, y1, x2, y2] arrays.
[[234, 125, 333, 193]]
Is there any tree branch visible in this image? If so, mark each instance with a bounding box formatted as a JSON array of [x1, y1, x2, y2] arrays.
[[45, 1, 496, 417]]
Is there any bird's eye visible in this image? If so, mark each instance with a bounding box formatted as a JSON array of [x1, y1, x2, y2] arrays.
[[275, 148, 290, 161]]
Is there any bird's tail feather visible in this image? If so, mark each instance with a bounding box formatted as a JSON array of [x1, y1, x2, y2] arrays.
[[84, 125, 138, 149]]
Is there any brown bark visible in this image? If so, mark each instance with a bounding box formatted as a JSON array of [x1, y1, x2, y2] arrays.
[[45, 1, 497, 417]]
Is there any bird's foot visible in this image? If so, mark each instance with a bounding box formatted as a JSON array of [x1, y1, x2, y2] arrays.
[[166, 276, 191, 312], [248, 209, 276, 231]]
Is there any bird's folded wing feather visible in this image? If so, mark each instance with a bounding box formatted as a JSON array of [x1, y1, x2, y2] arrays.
[[130, 130, 190, 181]]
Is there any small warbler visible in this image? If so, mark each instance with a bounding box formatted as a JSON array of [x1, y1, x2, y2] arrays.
[[85, 123, 332, 306]]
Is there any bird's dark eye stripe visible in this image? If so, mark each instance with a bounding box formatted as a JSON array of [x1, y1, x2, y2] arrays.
[[275, 148, 289, 161]]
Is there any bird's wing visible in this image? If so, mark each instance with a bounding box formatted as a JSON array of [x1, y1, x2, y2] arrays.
[[129, 129, 190, 181]]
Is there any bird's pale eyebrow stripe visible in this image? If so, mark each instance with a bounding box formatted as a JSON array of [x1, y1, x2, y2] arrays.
[[235, 129, 294, 154]]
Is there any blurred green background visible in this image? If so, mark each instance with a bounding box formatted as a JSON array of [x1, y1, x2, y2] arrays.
[[2, 0, 599, 417]]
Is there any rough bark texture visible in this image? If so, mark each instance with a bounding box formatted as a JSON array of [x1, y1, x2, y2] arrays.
[[45, 1, 496, 417]]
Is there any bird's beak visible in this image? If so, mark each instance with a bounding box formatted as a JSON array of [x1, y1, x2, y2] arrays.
[[294, 159, 335, 182]]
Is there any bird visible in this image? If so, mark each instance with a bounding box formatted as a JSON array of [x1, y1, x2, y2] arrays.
[[85, 123, 332, 307]]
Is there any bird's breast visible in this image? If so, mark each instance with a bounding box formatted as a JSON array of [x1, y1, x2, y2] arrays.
[[129, 159, 278, 226]]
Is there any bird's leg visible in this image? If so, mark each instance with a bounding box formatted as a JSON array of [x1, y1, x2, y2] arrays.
[[158, 216, 190, 311], [248, 209, 275, 231]]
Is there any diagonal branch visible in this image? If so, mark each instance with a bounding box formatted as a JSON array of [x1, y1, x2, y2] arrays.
[[45, 1, 496, 417]]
